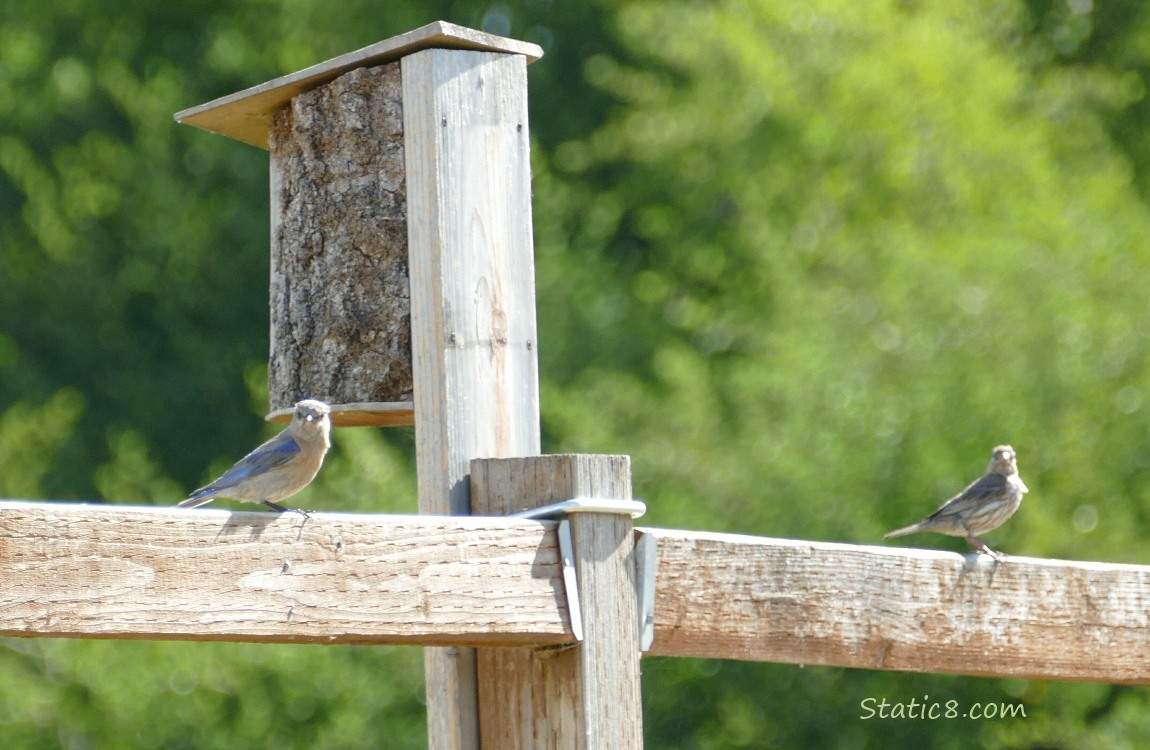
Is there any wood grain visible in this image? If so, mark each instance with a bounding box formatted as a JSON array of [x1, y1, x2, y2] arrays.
[[472, 455, 644, 750], [175, 21, 543, 149], [645, 528, 1150, 684], [266, 401, 415, 427], [6, 502, 1148, 687], [568, 490, 644, 748], [403, 48, 542, 750], [0, 502, 569, 646]]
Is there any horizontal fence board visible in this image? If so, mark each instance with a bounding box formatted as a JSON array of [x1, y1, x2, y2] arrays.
[[6, 504, 1148, 684], [0, 502, 571, 646], [643, 528, 1150, 684]]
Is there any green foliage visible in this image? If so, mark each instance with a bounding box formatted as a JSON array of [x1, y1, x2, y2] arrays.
[[0, 639, 426, 749], [2, 0, 1150, 746], [0, 389, 84, 498], [537, 0, 1150, 563]]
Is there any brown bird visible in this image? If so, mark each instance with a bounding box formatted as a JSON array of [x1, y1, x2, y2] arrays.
[[885, 445, 1028, 559], [178, 399, 332, 514]]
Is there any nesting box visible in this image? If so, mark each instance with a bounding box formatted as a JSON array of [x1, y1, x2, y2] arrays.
[[175, 22, 543, 427]]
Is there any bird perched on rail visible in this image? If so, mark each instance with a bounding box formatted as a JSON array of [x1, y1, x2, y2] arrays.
[[884, 444, 1028, 560], [178, 399, 332, 514]]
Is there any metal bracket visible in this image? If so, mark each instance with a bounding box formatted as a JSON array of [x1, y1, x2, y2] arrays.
[[507, 498, 647, 520], [556, 519, 583, 642], [635, 530, 657, 651], [509, 498, 652, 649]]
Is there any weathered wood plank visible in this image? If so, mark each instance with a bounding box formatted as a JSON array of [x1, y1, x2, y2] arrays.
[[266, 401, 414, 428], [174, 21, 542, 149], [403, 47, 542, 750], [565, 458, 644, 750], [403, 52, 540, 515], [0, 502, 569, 646], [472, 455, 644, 750], [471, 457, 568, 750], [7, 502, 1149, 687], [644, 528, 1150, 684]]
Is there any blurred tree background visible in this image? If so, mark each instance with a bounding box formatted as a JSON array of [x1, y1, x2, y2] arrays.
[[2, 0, 1150, 746]]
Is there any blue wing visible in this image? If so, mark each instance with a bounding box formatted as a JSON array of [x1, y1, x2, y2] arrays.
[[186, 432, 302, 501]]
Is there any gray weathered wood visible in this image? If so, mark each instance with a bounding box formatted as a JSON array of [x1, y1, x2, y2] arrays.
[[266, 400, 415, 428], [645, 528, 1150, 684], [472, 455, 644, 750], [7, 502, 1150, 686], [174, 21, 543, 148], [0, 502, 570, 646], [268, 63, 413, 418], [403, 49, 542, 750]]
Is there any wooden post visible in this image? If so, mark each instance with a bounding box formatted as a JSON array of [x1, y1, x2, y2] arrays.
[[472, 455, 644, 750], [174, 23, 543, 747], [403, 49, 542, 750]]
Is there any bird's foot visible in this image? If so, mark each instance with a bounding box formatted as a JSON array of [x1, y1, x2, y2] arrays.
[[967, 534, 1004, 563], [263, 500, 311, 518]]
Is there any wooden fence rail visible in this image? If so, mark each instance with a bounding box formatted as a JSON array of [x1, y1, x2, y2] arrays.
[[644, 528, 1150, 684], [2, 501, 1148, 685], [0, 502, 569, 646]]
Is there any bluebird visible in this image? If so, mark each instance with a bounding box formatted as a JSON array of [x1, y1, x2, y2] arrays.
[[178, 399, 332, 513], [884, 445, 1029, 559]]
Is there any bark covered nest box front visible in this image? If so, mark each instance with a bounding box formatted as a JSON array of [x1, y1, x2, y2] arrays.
[[175, 22, 542, 427]]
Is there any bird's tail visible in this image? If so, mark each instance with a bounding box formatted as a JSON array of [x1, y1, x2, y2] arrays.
[[178, 492, 216, 509], [884, 523, 923, 539]]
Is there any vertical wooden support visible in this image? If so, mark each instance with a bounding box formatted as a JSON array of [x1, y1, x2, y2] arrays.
[[176, 21, 547, 746], [403, 50, 542, 750], [472, 455, 644, 750]]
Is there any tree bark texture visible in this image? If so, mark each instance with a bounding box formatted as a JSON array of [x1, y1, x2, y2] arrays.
[[268, 63, 412, 414]]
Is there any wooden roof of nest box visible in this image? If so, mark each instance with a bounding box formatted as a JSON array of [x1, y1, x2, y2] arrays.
[[175, 21, 543, 149]]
